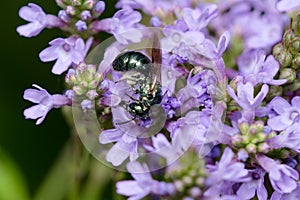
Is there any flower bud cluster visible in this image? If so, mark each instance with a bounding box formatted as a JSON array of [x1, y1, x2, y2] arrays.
[[56, 0, 105, 37], [165, 150, 206, 200], [232, 121, 271, 155], [65, 62, 102, 100], [273, 14, 300, 86]]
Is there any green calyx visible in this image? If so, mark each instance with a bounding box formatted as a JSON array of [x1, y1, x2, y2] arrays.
[[233, 121, 270, 154], [272, 13, 300, 93], [65, 62, 102, 99], [165, 150, 206, 199]]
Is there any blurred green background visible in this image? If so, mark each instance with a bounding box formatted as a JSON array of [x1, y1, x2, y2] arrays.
[[0, 0, 117, 199]]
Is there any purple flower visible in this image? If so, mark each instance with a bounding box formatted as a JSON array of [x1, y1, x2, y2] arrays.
[[227, 79, 269, 122], [212, 1, 283, 51], [23, 84, 71, 125], [99, 105, 165, 166], [236, 168, 267, 200], [98, 42, 122, 75], [116, 162, 175, 200], [237, 49, 286, 86], [116, 0, 193, 16], [195, 31, 231, 60], [271, 183, 300, 200], [167, 110, 210, 153], [161, 95, 181, 118], [256, 154, 299, 194], [161, 28, 205, 62], [177, 69, 216, 112], [206, 147, 248, 183], [182, 5, 218, 32], [39, 36, 92, 75], [92, 9, 142, 44], [276, 0, 300, 12], [117, 162, 154, 200], [268, 123, 300, 152], [144, 133, 180, 165], [99, 127, 138, 166], [205, 147, 248, 197], [161, 54, 186, 93], [17, 3, 63, 37], [267, 96, 300, 131]]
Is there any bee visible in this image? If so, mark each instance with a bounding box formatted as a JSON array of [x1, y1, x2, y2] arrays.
[[112, 32, 163, 121]]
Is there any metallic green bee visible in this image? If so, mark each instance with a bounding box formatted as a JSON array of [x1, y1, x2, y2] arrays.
[[112, 33, 163, 120]]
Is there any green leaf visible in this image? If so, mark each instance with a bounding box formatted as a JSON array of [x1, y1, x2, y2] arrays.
[[0, 147, 30, 200]]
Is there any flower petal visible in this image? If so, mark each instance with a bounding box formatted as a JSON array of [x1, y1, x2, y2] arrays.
[[39, 46, 60, 62], [99, 128, 123, 144], [16, 22, 44, 37], [18, 3, 44, 22]]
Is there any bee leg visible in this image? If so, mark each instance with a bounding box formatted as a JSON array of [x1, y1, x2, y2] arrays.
[[125, 93, 139, 101]]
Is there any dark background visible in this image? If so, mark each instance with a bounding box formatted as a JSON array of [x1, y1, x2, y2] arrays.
[[0, 0, 116, 195]]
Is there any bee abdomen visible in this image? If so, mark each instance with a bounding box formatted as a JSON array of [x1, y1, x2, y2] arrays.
[[112, 51, 151, 73]]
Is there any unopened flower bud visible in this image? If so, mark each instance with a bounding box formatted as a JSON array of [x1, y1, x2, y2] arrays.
[[75, 20, 87, 32], [76, 62, 87, 78], [283, 29, 294, 47], [266, 86, 282, 101], [81, 99, 93, 110], [289, 36, 300, 54], [95, 73, 102, 82], [246, 143, 257, 154], [71, 0, 81, 6], [80, 10, 92, 20], [93, 1, 105, 16], [232, 135, 243, 145], [196, 177, 205, 186], [279, 68, 296, 83], [183, 176, 193, 186], [150, 16, 162, 27], [239, 121, 249, 134], [87, 64, 96, 74], [66, 6, 76, 15], [58, 10, 70, 22], [80, 81, 88, 88], [89, 80, 99, 88], [292, 54, 300, 69], [255, 121, 265, 132], [83, 0, 96, 9], [237, 149, 249, 162], [258, 143, 270, 153], [273, 44, 293, 68], [87, 90, 98, 99], [73, 86, 85, 95], [257, 132, 266, 142], [189, 187, 202, 198], [65, 73, 77, 84], [174, 180, 184, 192]]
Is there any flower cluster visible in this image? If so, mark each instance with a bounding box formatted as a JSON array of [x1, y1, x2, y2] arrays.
[[18, 0, 300, 199]]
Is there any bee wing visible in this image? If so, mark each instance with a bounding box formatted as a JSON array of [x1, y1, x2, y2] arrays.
[[151, 31, 162, 84]]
